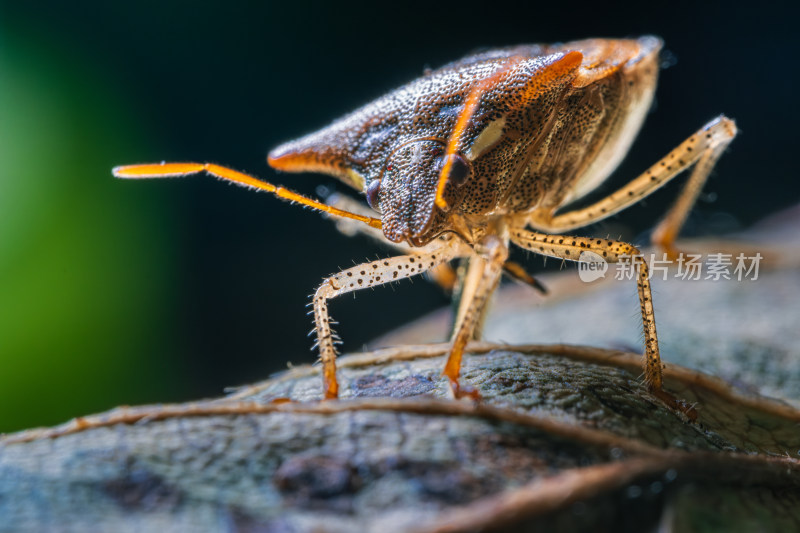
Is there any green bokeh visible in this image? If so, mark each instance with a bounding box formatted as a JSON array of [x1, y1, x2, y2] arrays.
[[0, 27, 182, 432]]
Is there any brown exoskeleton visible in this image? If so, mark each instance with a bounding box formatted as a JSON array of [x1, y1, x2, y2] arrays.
[[114, 36, 736, 417]]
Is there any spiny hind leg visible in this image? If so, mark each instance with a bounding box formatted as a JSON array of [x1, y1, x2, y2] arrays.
[[650, 118, 737, 256], [313, 247, 464, 399], [530, 116, 737, 259], [510, 228, 696, 420]]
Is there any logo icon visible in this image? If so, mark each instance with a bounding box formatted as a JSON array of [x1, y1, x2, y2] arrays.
[[578, 251, 608, 282]]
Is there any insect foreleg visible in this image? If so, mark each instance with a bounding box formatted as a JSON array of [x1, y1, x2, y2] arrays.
[[442, 236, 508, 398], [325, 193, 463, 293], [313, 247, 465, 399], [509, 228, 696, 419], [529, 116, 737, 257]]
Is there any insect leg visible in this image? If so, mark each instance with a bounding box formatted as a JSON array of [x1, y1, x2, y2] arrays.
[[319, 193, 461, 292], [313, 247, 464, 399], [325, 195, 542, 294], [113, 162, 382, 229], [442, 236, 508, 398], [530, 116, 737, 256], [509, 228, 696, 419]]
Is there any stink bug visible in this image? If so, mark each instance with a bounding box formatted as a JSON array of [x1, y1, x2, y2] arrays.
[[114, 36, 736, 417]]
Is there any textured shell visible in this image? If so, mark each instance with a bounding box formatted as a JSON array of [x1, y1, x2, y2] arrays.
[[269, 37, 662, 244]]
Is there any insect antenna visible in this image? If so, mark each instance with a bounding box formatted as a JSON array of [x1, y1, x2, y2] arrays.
[[113, 162, 382, 229]]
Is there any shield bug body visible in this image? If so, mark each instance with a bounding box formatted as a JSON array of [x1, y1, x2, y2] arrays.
[[115, 36, 736, 416]]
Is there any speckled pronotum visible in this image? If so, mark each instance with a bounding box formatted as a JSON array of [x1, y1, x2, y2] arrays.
[[114, 37, 736, 417]]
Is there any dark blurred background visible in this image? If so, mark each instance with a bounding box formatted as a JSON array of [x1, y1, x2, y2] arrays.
[[1, 1, 798, 432]]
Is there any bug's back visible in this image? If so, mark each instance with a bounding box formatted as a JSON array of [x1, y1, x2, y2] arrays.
[[431, 37, 662, 216], [268, 37, 662, 243], [492, 37, 662, 213]]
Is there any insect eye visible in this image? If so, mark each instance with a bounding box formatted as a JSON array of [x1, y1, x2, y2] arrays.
[[365, 179, 381, 210], [445, 153, 470, 187]]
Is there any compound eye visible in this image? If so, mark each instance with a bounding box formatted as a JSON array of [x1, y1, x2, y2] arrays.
[[444, 153, 470, 187], [365, 179, 381, 211]]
